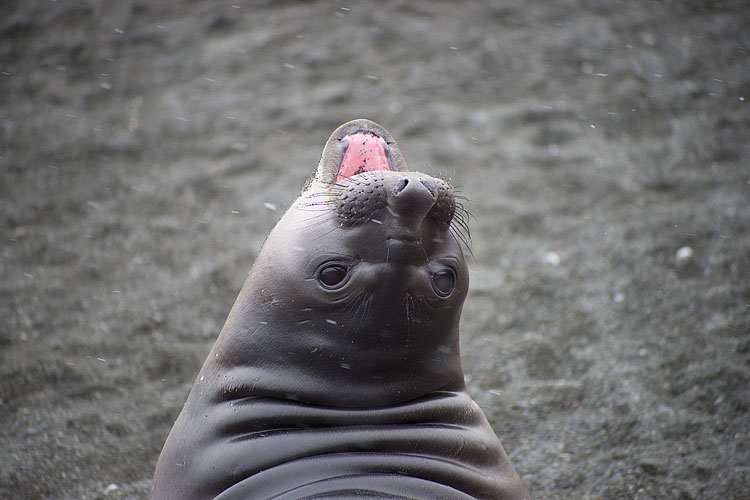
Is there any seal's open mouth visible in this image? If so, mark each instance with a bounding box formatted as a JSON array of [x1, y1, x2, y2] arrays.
[[337, 132, 392, 182]]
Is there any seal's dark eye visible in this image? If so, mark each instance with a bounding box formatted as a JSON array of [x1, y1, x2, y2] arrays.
[[431, 269, 456, 297], [318, 264, 348, 288]]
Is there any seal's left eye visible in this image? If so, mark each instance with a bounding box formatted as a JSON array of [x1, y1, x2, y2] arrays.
[[318, 264, 348, 288], [431, 269, 456, 297]]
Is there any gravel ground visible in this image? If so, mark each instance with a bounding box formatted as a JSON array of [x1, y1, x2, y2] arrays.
[[1, 1, 748, 499]]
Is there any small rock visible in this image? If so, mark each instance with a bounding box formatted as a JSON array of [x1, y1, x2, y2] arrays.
[[544, 251, 561, 267], [675, 246, 694, 265], [639, 460, 665, 475], [103, 483, 119, 494]]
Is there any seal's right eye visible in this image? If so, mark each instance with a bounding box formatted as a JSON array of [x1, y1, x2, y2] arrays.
[[431, 268, 456, 298], [318, 264, 348, 288]]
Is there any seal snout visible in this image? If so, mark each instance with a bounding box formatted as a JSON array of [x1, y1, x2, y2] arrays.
[[316, 120, 457, 235], [333, 171, 455, 232], [391, 175, 438, 222], [394, 177, 438, 198]]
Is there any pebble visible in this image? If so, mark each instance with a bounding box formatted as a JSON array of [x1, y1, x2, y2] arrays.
[[675, 246, 694, 265], [544, 251, 561, 267], [103, 483, 119, 494]]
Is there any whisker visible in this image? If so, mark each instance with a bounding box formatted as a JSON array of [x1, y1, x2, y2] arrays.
[[453, 203, 473, 234], [357, 295, 373, 333], [297, 211, 334, 227], [332, 172, 373, 189], [299, 194, 337, 202], [297, 195, 338, 206], [405, 293, 415, 326], [452, 217, 472, 246], [450, 226, 474, 260], [448, 201, 475, 260], [296, 203, 337, 213], [342, 291, 373, 337], [412, 295, 427, 327], [341, 291, 367, 335], [305, 221, 345, 240], [455, 201, 477, 226]]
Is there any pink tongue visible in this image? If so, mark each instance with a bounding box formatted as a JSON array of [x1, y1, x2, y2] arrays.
[[337, 132, 391, 182]]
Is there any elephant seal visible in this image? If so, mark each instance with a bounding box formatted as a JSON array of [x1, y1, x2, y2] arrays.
[[150, 119, 530, 500]]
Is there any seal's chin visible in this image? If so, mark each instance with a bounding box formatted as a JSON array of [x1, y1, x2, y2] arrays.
[[337, 131, 392, 182]]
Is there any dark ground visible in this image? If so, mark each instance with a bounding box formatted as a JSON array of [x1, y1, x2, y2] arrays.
[[1, 1, 749, 499]]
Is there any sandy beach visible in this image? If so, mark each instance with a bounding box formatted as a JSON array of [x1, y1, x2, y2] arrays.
[[1, 1, 748, 498]]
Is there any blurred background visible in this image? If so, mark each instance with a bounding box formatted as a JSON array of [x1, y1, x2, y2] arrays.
[[1, 1, 748, 498]]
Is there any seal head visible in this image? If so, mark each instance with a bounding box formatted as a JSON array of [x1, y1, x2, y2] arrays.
[[206, 119, 469, 407], [150, 119, 530, 500]]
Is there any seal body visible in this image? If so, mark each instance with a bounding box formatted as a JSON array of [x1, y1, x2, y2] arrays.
[[150, 120, 530, 500]]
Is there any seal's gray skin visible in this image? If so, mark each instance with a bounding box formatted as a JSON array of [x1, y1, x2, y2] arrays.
[[150, 119, 530, 500]]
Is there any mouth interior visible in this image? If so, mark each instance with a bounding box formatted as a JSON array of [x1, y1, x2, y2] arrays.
[[337, 132, 391, 182]]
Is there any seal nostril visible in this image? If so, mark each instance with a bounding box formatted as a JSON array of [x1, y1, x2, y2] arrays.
[[419, 178, 437, 198], [394, 177, 409, 195]]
